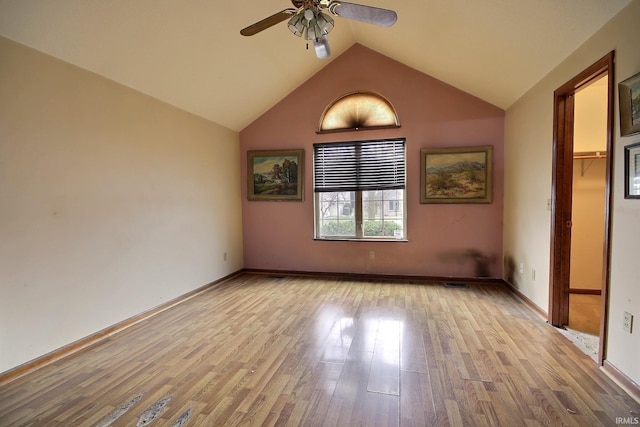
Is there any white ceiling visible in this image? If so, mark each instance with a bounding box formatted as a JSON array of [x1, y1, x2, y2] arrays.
[[0, 0, 631, 132]]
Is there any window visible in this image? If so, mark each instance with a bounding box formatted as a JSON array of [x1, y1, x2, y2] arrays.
[[314, 138, 406, 240], [318, 91, 400, 132]]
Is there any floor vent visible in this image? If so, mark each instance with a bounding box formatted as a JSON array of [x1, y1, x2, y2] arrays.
[[444, 282, 468, 289]]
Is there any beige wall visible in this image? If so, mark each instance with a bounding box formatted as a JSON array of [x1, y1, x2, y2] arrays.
[[0, 37, 243, 373], [504, 0, 640, 385]]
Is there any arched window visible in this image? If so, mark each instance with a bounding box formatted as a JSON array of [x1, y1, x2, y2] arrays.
[[318, 91, 400, 133]]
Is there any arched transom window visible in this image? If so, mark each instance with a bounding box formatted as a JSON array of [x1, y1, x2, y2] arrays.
[[318, 91, 400, 133]]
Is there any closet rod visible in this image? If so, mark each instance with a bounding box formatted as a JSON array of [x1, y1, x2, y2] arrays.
[[574, 151, 606, 159]]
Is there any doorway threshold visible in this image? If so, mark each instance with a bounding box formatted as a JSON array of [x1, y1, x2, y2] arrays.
[[558, 326, 599, 362]]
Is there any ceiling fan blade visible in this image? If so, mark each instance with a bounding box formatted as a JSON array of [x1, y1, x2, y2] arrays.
[[329, 1, 397, 27], [240, 8, 297, 36]]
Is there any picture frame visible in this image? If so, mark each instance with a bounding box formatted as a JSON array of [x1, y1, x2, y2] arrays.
[[624, 141, 640, 199], [247, 149, 304, 201], [619, 71, 640, 137], [420, 145, 493, 204]]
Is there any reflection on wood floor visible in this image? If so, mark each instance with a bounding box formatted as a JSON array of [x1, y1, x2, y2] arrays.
[[1, 274, 638, 426]]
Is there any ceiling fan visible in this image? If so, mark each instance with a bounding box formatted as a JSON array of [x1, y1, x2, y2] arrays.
[[240, 0, 397, 59]]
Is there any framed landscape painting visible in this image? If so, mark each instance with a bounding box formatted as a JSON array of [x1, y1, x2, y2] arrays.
[[619, 71, 640, 137], [420, 145, 493, 204], [247, 149, 304, 201]]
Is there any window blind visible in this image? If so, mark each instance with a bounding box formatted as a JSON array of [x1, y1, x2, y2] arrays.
[[313, 139, 405, 192]]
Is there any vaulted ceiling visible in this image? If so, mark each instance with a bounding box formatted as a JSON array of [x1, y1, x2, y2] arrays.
[[0, 0, 631, 131]]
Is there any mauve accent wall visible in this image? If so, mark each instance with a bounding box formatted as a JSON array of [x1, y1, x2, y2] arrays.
[[240, 44, 505, 278]]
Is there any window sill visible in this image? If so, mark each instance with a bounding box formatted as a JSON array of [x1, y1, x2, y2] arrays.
[[314, 238, 409, 243]]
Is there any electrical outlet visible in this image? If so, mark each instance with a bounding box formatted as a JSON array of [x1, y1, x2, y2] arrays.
[[223, 252, 227, 261], [369, 250, 375, 260], [623, 312, 633, 333], [518, 263, 524, 274]]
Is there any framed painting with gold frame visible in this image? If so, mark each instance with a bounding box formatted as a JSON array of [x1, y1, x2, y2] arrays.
[[247, 149, 304, 201], [420, 145, 493, 204]]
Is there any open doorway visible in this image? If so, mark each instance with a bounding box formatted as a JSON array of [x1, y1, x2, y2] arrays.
[[566, 76, 608, 356], [549, 52, 614, 365]]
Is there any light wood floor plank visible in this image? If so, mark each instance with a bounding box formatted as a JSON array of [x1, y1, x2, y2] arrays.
[[1, 273, 639, 426]]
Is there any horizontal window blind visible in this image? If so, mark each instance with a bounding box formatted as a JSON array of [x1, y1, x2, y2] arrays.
[[314, 138, 405, 192]]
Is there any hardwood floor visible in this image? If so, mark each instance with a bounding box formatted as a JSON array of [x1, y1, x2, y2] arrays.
[[1, 273, 638, 426]]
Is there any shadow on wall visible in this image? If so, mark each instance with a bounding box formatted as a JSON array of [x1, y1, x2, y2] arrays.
[[504, 254, 516, 285], [438, 249, 497, 277]]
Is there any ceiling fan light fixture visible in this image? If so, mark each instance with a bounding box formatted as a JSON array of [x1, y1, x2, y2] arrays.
[[304, 7, 315, 21], [289, 7, 335, 41], [306, 23, 320, 40], [316, 11, 334, 34], [287, 13, 306, 37], [242, 0, 397, 59], [305, 11, 334, 40]]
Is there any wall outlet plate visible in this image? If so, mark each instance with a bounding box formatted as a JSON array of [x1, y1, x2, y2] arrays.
[[623, 312, 633, 333]]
